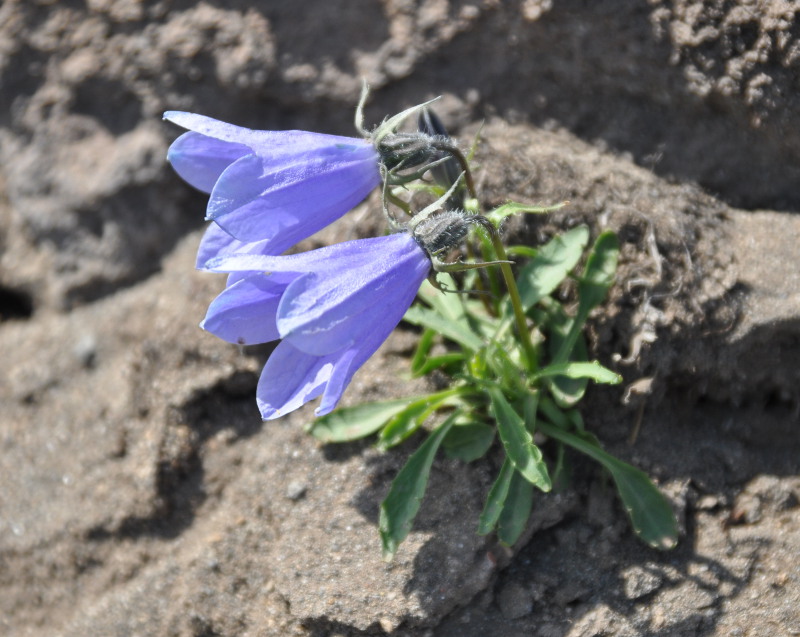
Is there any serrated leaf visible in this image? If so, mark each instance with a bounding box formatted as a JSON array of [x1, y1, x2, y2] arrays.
[[403, 305, 484, 351], [443, 422, 495, 462], [537, 422, 678, 550], [478, 458, 514, 535], [379, 417, 455, 560], [497, 468, 535, 546], [309, 398, 417, 443], [535, 361, 622, 384], [489, 387, 551, 491], [517, 226, 590, 311]]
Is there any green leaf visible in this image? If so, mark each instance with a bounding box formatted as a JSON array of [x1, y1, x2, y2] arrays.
[[489, 387, 551, 491], [497, 469, 535, 546], [377, 389, 464, 450], [379, 417, 455, 559], [484, 342, 526, 393], [535, 361, 622, 384], [486, 200, 568, 226], [517, 226, 590, 311], [413, 352, 467, 377], [537, 422, 678, 550], [443, 422, 495, 462], [537, 395, 571, 429], [478, 458, 514, 535], [403, 305, 484, 351], [534, 299, 590, 407], [416, 275, 464, 321], [309, 397, 417, 443], [554, 231, 620, 364], [504, 245, 539, 259], [376, 400, 431, 450], [579, 230, 619, 309], [410, 328, 436, 375]]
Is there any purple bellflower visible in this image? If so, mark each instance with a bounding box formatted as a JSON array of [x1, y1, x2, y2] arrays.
[[201, 232, 431, 420], [164, 111, 382, 255]]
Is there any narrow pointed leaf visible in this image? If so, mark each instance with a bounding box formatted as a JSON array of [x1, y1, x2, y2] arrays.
[[534, 299, 590, 407], [497, 469, 535, 546], [377, 390, 463, 450], [517, 226, 590, 311], [578, 230, 619, 309], [309, 397, 417, 443], [416, 275, 465, 321], [403, 305, 484, 351], [535, 361, 622, 384], [554, 231, 619, 364], [486, 200, 568, 226], [413, 352, 466, 377], [478, 458, 514, 535], [443, 422, 495, 462], [376, 400, 432, 450], [538, 422, 678, 550], [379, 417, 455, 559], [410, 327, 436, 374], [489, 387, 551, 491]]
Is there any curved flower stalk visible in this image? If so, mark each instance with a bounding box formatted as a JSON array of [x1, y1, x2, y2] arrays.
[[164, 111, 382, 253], [201, 232, 431, 419]]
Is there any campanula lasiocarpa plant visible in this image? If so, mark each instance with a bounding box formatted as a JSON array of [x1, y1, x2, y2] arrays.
[[165, 85, 678, 559]]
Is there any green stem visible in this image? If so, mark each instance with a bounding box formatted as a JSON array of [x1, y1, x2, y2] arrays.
[[489, 231, 538, 371]]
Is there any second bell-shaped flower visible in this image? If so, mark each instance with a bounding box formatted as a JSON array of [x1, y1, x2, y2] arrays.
[[201, 232, 431, 419]]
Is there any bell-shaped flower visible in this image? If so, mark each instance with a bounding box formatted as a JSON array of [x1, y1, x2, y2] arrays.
[[164, 111, 381, 254], [201, 232, 431, 419]]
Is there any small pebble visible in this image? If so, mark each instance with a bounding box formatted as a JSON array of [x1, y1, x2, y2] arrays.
[[285, 480, 307, 501]]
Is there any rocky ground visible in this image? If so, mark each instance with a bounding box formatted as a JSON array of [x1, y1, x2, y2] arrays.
[[1, 1, 798, 635]]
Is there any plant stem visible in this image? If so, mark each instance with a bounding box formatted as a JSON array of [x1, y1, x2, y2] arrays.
[[489, 231, 538, 371]]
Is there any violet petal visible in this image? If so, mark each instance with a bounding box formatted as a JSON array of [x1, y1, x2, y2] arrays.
[[167, 131, 250, 193], [201, 275, 291, 346]]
